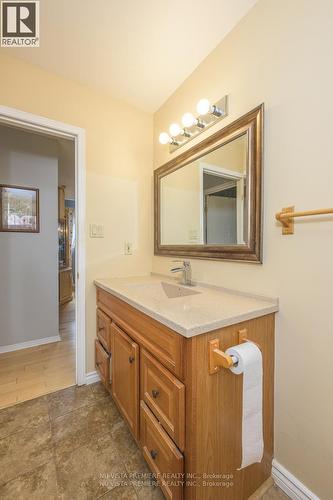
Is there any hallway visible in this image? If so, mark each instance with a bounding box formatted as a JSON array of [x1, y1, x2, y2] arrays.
[[0, 300, 75, 409]]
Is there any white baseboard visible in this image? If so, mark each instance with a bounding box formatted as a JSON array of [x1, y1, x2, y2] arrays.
[[272, 460, 320, 500], [85, 371, 100, 385], [0, 335, 61, 354]]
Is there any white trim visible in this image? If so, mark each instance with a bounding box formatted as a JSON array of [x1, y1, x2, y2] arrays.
[[200, 161, 245, 180], [85, 371, 100, 385], [272, 460, 320, 500], [199, 161, 245, 245], [203, 180, 237, 196], [0, 105, 86, 386], [0, 335, 61, 354]]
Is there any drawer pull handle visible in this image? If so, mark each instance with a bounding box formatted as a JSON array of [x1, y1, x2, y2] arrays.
[[150, 449, 158, 460], [151, 389, 160, 399], [129, 356, 135, 364]]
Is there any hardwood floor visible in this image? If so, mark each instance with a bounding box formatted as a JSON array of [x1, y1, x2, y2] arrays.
[[0, 300, 76, 410]]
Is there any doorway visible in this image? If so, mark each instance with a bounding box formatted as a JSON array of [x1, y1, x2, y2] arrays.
[[200, 165, 246, 245], [0, 106, 86, 409]]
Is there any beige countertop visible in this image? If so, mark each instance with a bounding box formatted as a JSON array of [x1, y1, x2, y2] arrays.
[[94, 274, 279, 338]]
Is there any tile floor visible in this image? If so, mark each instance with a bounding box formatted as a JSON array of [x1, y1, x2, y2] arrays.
[[0, 382, 288, 500], [262, 487, 289, 500], [0, 300, 76, 409], [0, 382, 163, 499]]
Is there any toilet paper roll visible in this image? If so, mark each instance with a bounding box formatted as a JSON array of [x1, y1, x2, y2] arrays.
[[225, 341, 263, 470]]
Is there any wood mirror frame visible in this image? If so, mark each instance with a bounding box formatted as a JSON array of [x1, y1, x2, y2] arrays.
[[154, 104, 264, 262]]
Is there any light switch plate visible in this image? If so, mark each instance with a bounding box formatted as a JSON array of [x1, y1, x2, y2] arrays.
[[90, 224, 104, 238], [188, 229, 199, 242]]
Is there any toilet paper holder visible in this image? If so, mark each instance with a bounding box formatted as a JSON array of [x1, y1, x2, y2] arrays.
[[208, 328, 252, 374]]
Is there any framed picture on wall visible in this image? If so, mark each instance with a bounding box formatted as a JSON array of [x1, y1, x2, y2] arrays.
[[0, 185, 40, 233]]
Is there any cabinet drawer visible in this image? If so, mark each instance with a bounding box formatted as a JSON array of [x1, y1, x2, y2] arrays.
[[97, 288, 184, 379], [96, 308, 112, 353], [95, 339, 110, 386], [141, 349, 185, 451], [140, 401, 183, 500]]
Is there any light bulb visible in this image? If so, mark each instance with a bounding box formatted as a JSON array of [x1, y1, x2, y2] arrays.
[[182, 112, 196, 128], [159, 132, 170, 145], [196, 98, 211, 116], [169, 123, 182, 137]]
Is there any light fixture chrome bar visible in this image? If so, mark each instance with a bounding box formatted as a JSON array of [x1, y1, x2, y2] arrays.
[[169, 95, 228, 153]]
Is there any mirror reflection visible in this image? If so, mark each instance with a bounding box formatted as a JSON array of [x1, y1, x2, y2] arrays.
[[160, 133, 248, 246]]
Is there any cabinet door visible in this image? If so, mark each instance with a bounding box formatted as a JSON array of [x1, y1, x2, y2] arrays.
[[111, 323, 139, 439]]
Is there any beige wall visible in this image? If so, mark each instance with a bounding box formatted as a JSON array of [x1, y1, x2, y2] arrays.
[[161, 164, 201, 244], [153, 1, 333, 497], [202, 133, 247, 174], [0, 52, 153, 374]]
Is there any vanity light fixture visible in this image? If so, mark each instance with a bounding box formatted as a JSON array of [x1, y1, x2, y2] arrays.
[[159, 132, 171, 144], [181, 112, 205, 129], [159, 95, 228, 152], [158, 132, 180, 146], [169, 123, 182, 137], [169, 123, 191, 138], [196, 98, 224, 117]]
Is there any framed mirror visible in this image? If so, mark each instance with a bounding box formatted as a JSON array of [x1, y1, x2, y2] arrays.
[[154, 105, 263, 262]]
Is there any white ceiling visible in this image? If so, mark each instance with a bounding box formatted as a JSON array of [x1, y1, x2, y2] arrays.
[[1, 0, 257, 112]]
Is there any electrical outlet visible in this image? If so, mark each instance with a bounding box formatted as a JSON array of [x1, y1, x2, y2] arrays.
[[124, 241, 133, 255]]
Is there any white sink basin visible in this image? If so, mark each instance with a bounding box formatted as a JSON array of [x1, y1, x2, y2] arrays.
[[161, 282, 201, 299], [126, 280, 201, 299]]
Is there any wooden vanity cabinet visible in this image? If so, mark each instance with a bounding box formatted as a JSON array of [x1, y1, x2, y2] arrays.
[[141, 401, 184, 500], [95, 286, 275, 500], [141, 348, 185, 451], [95, 309, 112, 390], [97, 308, 112, 352], [95, 339, 110, 387], [111, 323, 140, 440]]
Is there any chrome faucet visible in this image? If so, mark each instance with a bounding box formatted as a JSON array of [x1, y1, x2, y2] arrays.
[[170, 260, 192, 286]]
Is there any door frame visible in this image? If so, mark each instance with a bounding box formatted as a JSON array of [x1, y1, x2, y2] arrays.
[[199, 161, 245, 245], [0, 105, 86, 385]]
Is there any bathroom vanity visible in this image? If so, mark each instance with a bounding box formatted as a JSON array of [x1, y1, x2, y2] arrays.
[[94, 276, 278, 500]]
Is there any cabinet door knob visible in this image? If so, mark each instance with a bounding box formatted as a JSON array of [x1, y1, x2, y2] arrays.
[[150, 449, 158, 460], [129, 356, 135, 364], [151, 389, 160, 399], [98, 326, 105, 332]]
